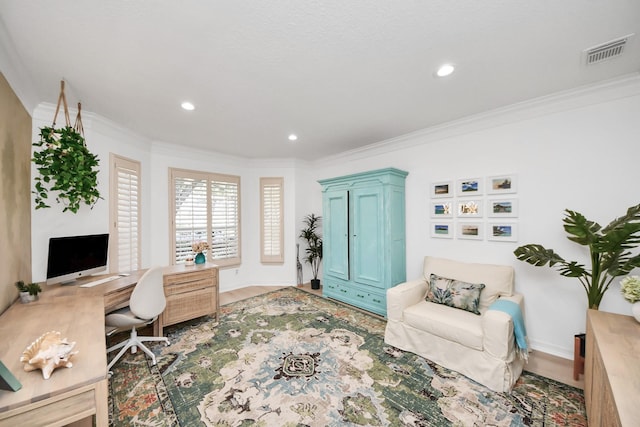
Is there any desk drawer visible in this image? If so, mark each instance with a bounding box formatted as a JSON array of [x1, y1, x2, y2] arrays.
[[163, 287, 216, 326], [165, 277, 215, 296], [164, 269, 216, 286]]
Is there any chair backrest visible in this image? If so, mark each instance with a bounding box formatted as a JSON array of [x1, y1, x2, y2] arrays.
[[129, 266, 166, 320], [422, 256, 514, 312]]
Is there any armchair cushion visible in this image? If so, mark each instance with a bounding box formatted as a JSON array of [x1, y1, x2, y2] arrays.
[[426, 273, 485, 314]]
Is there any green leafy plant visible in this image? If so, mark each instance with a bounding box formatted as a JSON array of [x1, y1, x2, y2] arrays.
[[514, 203, 640, 309], [26, 282, 42, 296], [299, 213, 323, 280], [32, 126, 101, 213], [15, 280, 27, 293]]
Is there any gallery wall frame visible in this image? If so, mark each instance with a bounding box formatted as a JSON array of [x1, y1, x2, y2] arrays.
[[431, 201, 453, 218], [457, 200, 482, 218], [487, 222, 518, 242], [487, 198, 518, 217], [431, 180, 454, 198], [457, 177, 483, 197], [431, 221, 453, 239], [457, 221, 484, 240], [487, 174, 517, 194]]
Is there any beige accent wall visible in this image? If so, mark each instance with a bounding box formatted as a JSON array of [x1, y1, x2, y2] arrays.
[[0, 73, 32, 314]]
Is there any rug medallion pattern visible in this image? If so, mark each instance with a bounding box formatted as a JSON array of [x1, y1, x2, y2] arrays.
[[108, 287, 586, 426]]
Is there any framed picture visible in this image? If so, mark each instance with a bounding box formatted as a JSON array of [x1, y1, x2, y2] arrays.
[[457, 200, 482, 218], [487, 198, 518, 217], [431, 181, 453, 198], [457, 177, 483, 196], [431, 201, 453, 218], [431, 221, 453, 238], [457, 222, 484, 240], [487, 174, 517, 194], [487, 222, 518, 242]]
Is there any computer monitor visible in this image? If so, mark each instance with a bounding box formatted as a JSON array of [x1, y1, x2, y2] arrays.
[[46, 233, 109, 285]]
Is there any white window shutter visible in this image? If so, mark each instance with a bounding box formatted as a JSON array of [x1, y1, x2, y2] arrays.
[[110, 155, 141, 273], [260, 177, 284, 263]]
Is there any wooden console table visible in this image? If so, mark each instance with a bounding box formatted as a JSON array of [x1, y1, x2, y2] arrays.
[[584, 309, 640, 426], [0, 263, 218, 426]]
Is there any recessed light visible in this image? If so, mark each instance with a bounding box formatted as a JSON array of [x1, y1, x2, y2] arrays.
[[288, 134, 298, 141], [181, 101, 195, 111], [436, 64, 455, 77]]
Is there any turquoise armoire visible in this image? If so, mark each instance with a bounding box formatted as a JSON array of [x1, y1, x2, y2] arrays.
[[318, 168, 408, 317]]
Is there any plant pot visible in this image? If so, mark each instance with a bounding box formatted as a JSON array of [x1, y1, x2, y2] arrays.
[[195, 252, 206, 265], [19, 292, 31, 304], [311, 279, 321, 290]]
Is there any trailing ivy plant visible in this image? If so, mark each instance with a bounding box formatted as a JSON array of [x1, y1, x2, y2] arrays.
[[32, 126, 101, 213]]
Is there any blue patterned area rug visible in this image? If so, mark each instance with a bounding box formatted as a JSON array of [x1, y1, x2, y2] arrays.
[[108, 287, 586, 426]]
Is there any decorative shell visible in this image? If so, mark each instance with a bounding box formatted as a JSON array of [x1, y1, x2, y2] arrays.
[[20, 331, 79, 379]]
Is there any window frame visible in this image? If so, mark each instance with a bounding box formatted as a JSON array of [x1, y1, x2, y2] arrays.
[[260, 177, 284, 264], [169, 167, 241, 268]]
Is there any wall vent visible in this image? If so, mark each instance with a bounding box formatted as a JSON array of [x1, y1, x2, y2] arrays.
[[584, 34, 633, 65]]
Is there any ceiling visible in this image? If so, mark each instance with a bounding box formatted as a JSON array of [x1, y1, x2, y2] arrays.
[[1, 1, 639, 160]]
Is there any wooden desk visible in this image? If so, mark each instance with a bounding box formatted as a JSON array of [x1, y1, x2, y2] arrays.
[[0, 263, 219, 426], [46, 263, 219, 336], [0, 295, 108, 426], [584, 309, 640, 427]]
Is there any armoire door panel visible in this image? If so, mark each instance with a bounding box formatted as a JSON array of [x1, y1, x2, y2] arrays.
[[352, 187, 383, 287], [324, 191, 349, 280]]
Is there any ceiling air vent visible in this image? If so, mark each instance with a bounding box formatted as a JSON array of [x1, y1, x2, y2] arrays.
[[584, 34, 633, 65]]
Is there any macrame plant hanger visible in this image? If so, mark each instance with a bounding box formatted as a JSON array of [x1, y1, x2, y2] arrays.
[[52, 80, 86, 140]]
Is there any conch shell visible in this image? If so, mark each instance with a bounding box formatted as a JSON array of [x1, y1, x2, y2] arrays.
[[20, 331, 79, 379]]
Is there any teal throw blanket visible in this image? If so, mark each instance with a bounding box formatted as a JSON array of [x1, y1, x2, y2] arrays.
[[489, 299, 528, 361]]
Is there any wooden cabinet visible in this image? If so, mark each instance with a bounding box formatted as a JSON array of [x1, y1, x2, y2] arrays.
[[159, 264, 219, 335], [319, 168, 408, 317], [585, 309, 640, 427]]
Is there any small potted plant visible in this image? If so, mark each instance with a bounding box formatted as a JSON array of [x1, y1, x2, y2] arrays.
[[15, 281, 42, 303], [192, 241, 209, 265], [620, 276, 640, 322]]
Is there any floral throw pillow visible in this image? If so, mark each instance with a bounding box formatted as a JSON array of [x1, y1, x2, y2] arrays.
[[426, 273, 485, 315]]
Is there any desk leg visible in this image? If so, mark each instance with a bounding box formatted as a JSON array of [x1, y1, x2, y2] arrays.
[[153, 319, 163, 338], [95, 378, 109, 427]]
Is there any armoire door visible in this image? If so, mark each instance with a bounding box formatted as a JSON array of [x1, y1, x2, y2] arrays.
[[324, 190, 349, 281], [351, 186, 384, 287]]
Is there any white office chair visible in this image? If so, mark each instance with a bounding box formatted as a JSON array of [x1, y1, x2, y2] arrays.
[[105, 266, 170, 374]]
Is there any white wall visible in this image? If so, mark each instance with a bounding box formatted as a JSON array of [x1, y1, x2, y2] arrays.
[[28, 74, 640, 359], [308, 75, 640, 358], [30, 105, 153, 281]]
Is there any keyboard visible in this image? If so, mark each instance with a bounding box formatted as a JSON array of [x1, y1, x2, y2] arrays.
[[80, 276, 120, 288]]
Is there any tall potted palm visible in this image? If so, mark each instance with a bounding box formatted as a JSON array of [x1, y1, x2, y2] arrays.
[[514, 203, 640, 309], [299, 214, 323, 290]]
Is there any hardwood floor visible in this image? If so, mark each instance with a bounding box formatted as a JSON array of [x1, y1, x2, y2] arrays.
[[220, 284, 584, 390]]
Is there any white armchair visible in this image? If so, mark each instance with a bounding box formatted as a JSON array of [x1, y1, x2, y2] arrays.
[[384, 256, 527, 392]]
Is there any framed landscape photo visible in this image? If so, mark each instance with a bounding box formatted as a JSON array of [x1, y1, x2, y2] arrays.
[[457, 222, 484, 240], [431, 221, 453, 239], [487, 198, 518, 217], [487, 222, 518, 242], [457, 177, 483, 197], [431, 201, 453, 218], [457, 200, 482, 218], [431, 181, 453, 198], [487, 174, 517, 194]]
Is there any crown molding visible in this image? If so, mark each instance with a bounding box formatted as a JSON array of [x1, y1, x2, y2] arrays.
[[314, 73, 640, 166]]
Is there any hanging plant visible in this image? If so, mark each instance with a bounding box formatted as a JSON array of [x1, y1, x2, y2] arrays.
[[32, 126, 100, 213], [31, 81, 102, 213]]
